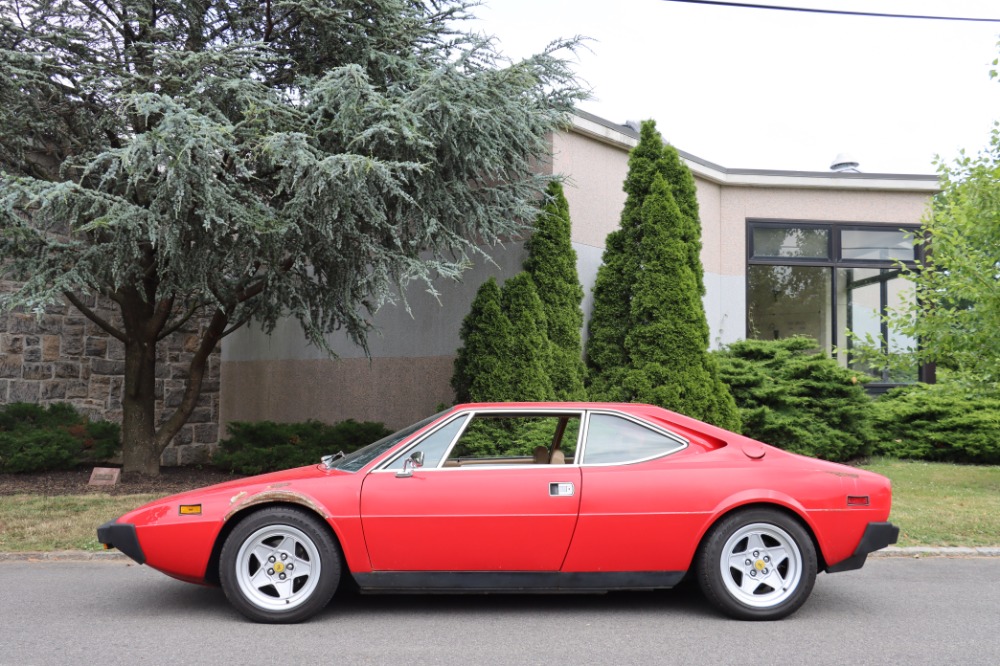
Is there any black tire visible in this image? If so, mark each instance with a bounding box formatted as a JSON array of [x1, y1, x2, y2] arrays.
[[219, 507, 341, 623], [697, 508, 817, 620]]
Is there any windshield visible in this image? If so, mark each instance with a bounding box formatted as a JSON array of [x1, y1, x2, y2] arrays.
[[327, 410, 449, 472]]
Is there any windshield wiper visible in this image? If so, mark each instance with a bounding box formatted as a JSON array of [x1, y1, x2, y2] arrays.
[[321, 451, 345, 468]]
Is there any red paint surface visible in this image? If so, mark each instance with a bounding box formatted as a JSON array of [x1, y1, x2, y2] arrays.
[[110, 403, 892, 584]]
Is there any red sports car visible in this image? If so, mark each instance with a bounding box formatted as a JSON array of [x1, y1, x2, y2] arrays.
[[98, 403, 897, 623]]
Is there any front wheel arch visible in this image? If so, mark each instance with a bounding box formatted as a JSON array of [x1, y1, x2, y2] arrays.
[[205, 502, 346, 587], [218, 505, 344, 623]]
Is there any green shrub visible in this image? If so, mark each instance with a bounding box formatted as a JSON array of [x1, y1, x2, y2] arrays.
[[871, 383, 1000, 464], [213, 419, 392, 475], [714, 337, 874, 461], [0, 402, 122, 473]]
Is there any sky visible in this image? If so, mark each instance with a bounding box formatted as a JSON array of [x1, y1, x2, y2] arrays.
[[469, 0, 1000, 174]]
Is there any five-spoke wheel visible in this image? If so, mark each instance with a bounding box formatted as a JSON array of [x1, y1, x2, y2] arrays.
[[698, 508, 817, 620], [220, 507, 340, 623]]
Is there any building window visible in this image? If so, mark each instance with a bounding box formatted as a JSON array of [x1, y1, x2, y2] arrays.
[[747, 221, 920, 385]]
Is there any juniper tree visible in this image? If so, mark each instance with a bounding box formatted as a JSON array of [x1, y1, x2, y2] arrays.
[[451, 272, 555, 404], [523, 181, 587, 400], [623, 173, 739, 429], [586, 121, 669, 400], [0, 0, 584, 475], [451, 278, 513, 404], [501, 273, 554, 402], [586, 120, 739, 430]]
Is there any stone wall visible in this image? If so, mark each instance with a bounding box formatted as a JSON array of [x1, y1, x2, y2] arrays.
[[0, 287, 220, 466]]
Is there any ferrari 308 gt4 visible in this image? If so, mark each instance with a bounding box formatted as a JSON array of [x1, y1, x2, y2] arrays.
[[98, 403, 898, 623]]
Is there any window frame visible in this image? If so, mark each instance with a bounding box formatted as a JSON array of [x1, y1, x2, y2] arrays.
[[576, 410, 688, 467], [746, 219, 924, 387]]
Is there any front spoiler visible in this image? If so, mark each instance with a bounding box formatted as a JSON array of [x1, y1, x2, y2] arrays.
[[97, 520, 146, 565], [825, 521, 899, 573]]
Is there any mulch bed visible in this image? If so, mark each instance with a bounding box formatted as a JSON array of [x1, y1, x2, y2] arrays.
[[0, 467, 246, 497]]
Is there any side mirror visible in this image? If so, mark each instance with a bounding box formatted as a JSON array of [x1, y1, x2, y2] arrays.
[[396, 450, 425, 478]]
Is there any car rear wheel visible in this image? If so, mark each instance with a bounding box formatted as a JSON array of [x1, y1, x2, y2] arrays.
[[697, 508, 817, 620], [219, 507, 341, 623]]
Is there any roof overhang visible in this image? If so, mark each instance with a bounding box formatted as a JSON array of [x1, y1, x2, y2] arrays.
[[568, 110, 940, 194]]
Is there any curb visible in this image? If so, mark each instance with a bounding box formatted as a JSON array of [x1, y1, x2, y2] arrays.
[[0, 550, 129, 562], [873, 546, 1000, 558], [2, 547, 999, 563]]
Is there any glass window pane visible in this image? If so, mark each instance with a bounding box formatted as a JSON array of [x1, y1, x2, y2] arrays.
[[835, 268, 918, 383], [840, 229, 915, 262], [447, 415, 580, 464], [747, 265, 832, 350], [751, 226, 830, 259], [385, 416, 466, 469], [582, 414, 682, 465], [886, 275, 918, 382]]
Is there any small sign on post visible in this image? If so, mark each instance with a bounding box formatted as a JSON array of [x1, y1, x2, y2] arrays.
[[88, 467, 121, 486]]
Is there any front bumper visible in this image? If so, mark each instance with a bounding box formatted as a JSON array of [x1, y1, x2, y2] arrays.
[[97, 520, 146, 565], [825, 521, 899, 573]]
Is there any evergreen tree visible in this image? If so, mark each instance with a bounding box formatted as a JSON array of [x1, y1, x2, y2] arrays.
[[623, 174, 739, 429], [586, 120, 739, 430], [451, 279, 514, 403], [587, 121, 668, 400], [0, 0, 584, 475], [501, 273, 555, 401], [523, 181, 587, 400]]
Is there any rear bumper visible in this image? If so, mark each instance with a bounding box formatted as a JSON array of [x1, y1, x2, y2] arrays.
[[97, 520, 146, 565], [825, 521, 899, 573]]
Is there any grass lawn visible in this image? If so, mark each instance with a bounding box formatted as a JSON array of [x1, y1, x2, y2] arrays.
[[0, 494, 159, 552], [860, 458, 1000, 547], [0, 459, 998, 552]]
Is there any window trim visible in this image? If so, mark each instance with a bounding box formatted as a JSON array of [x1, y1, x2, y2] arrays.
[[373, 408, 689, 472]]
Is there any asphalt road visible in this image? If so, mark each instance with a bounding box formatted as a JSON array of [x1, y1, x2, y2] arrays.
[[1, 557, 997, 665]]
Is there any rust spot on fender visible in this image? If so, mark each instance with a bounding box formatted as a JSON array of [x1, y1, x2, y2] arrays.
[[824, 470, 859, 479], [224, 490, 330, 522]]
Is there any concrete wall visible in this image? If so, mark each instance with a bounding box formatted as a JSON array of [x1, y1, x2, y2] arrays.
[[220, 113, 937, 431]]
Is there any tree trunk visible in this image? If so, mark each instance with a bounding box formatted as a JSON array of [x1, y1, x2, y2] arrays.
[[121, 337, 160, 477]]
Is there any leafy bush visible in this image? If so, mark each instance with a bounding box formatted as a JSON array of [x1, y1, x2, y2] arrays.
[[871, 383, 1000, 464], [213, 419, 392, 475], [714, 337, 874, 461], [0, 402, 122, 473]]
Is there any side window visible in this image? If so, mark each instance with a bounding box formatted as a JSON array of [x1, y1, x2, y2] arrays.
[[447, 414, 581, 466], [582, 414, 684, 465], [385, 416, 467, 470]]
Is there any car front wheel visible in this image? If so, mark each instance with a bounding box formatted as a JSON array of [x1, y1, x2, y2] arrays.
[[219, 507, 341, 623], [697, 508, 817, 620]]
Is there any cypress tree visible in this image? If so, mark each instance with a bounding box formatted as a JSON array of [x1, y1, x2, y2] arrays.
[[451, 278, 514, 403], [586, 120, 739, 430], [523, 181, 588, 400]]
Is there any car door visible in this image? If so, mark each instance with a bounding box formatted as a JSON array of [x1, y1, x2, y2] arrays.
[[360, 412, 582, 571], [560, 411, 699, 573]]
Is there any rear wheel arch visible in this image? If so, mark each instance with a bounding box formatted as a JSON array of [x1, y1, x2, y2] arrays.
[[697, 502, 828, 571], [695, 504, 821, 620]]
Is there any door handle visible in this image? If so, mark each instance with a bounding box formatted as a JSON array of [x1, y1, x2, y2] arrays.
[[549, 482, 575, 497]]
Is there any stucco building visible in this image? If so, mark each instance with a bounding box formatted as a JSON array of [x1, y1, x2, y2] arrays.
[[220, 111, 938, 432]]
